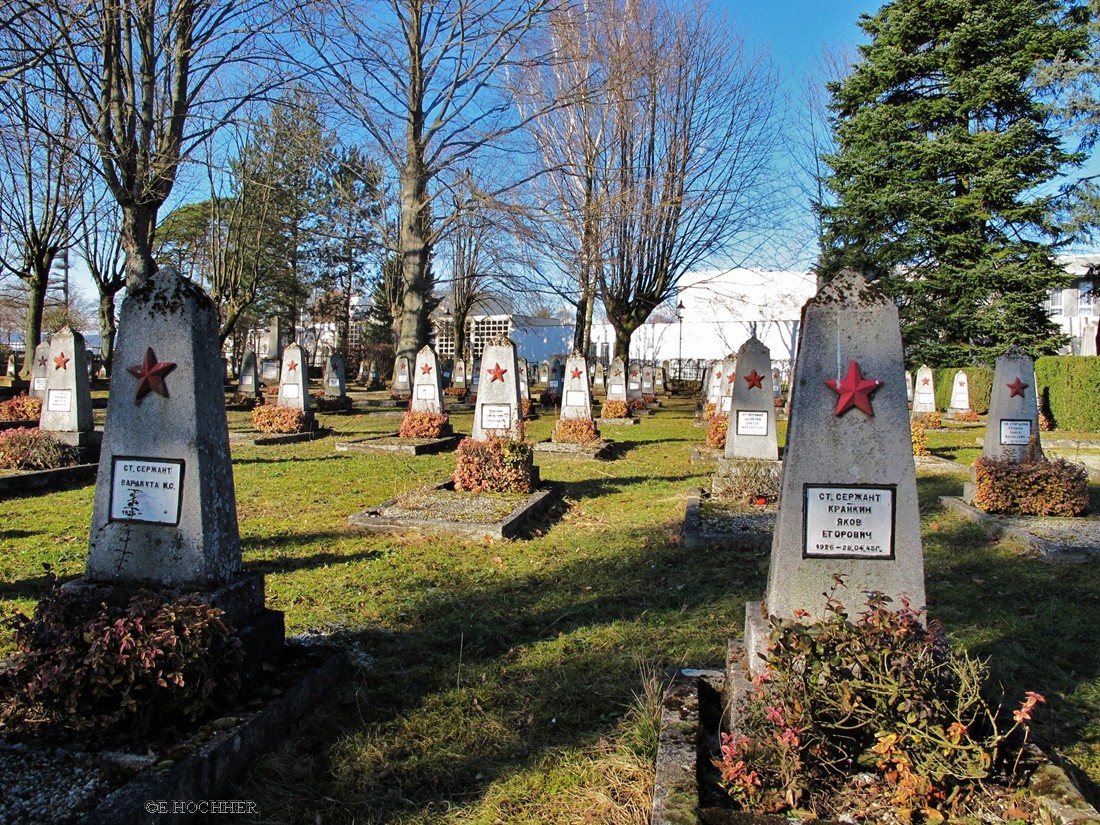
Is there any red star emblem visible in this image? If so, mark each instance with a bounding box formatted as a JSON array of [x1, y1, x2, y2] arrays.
[[38, 356, 48, 367], [571, 367, 582, 379], [824, 360, 883, 417], [630, 370, 638, 378], [127, 348, 177, 401], [727, 373, 737, 384], [744, 369, 765, 389], [287, 360, 298, 372], [421, 363, 432, 375], [488, 362, 507, 382], [53, 352, 70, 370], [921, 377, 930, 385], [1007, 377, 1028, 398], [714, 371, 721, 379], [958, 380, 965, 387]]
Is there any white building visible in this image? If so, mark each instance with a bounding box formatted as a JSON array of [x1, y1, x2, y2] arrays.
[[1050, 254, 1100, 355]]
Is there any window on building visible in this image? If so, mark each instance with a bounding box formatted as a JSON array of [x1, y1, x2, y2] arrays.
[[1049, 288, 1064, 316], [1079, 281, 1096, 316], [470, 317, 511, 358]]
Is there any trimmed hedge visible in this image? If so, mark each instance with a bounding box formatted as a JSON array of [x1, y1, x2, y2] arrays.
[[932, 367, 993, 414], [1035, 356, 1100, 432]]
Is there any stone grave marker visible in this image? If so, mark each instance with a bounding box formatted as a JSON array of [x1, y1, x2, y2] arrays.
[[324, 352, 347, 398], [548, 357, 563, 398], [6, 352, 15, 376], [411, 345, 444, 414], [237, 351, 259, 397], [717, 354, 737, 414], [626, 361, 644, 400], [442, 357, 453, 388], [1082, 321, 1098, 357], [593, 362, 606, 392], [948, 370, 971, 416], [538, 360, 550, 387], [470, 357, 482, 393], [606, 357, 628, 401], [559, 353, 593, 421], [911, 364, 936, 413], [905, 370, 913, 405], [981, 346, 1043, 463], [746, 269, 926, 671], [655, 363, 667, 394], [277, 342, 313, 418], [356, 359, 368, 383], [452, 358, 468, 391], [29, 340, 50, 399], [40, 326, 95, 449], [472, 337, 523, 441], [84, 265, 282, 669], [392, 354, 412, 396], [517, 356, 531, 403], [772, 368, 781, 398], [705, 361, 723, 406], [641, 365, 655, 396], [723, 337, 778, 461]]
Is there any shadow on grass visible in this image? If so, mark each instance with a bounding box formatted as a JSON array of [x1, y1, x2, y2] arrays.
[[233, 454, 351, 466]]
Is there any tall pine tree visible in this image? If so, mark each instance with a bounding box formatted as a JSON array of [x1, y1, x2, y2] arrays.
[[819, 0, 1090, 365]]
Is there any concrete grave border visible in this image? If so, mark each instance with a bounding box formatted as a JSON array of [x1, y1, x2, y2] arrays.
[[334, 434, 461, 456]]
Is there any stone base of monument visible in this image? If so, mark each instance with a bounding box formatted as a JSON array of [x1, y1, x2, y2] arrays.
[[941, 495, 1100, 560], [533, 438, 615, 460], [595, 416, 639, 426], [348, 477, 556, 541], [682, 490, 775, 550], [315, 395, 354, 412], [651, 648, 1100, 825], [0, 462, 98, 496], [334, 433, 461, 456], [50, 428, 103, 458]]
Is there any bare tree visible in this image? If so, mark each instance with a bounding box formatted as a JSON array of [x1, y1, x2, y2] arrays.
[[71, 183, 126, 373], [37, 0, 288, 288], [593, 0, 781, 362], [301, 0, 563, 375]]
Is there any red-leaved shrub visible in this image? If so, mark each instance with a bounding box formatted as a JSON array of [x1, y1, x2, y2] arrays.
[[0, 428, 78, 470], [552, 418, 600, 445], [601, 399, 629, 419], [627, 397, 648, 412], [399, 410, 451, 438], [252, 406, 305, 433], [453, 437, 534, 494], [707, 414, 728, 450], [0, 393, 42, 421], [973, 455, 1088, 516]]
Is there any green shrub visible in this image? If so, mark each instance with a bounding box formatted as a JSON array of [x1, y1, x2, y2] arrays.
[[552, 417, 599, 445], [715, 588, 1045, 818], [707, 414, 728, 450], [0, 428, 78, 470], [933, 367, 993, 414], [252, 405, 305, 433], [601, 399, 629, 419], [0, 393, 42, 421], [1035, 356, 1100, 432], [398, 410, 451, 439], [453, 436, 534, 494], [973, 454, 1088, 516], [1, 582, 242, 736]]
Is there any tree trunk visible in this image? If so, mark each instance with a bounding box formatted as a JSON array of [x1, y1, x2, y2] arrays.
[[19, 265, 49, 378], [395, 156, 431, 368], [609, 313, 636, 364], [98, 291, 119, 375], [120, 202, 160, 288], [453, 309, 469, 363]]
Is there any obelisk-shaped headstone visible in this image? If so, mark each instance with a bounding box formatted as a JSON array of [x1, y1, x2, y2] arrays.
[[29, 341, 51, 399], [559, 353, 593, 421], [905, 371, 913, 405], [324, 352, 347, 398], [654, 364, 667, 394], [706, 361, 723, 406], [517, 356, 531, 403], [472, 337, 523, 441], [548, 357, 563, 398], [470, 357, 482, 393], [411, 345, 444, 414], [237, 351, 259, 397], [40, 326, 94, 446], [748, 270, 925, 671], [538, 361, 550, 388], [86, 267, 241, 586], [948, 370, 971, 416], [626, 361, 644, 400], [641, 365, 655, 396], [717, 354, 737, 414], [981, 346, 1042, 462], [277, 342, 312, 416], [911, 364, 936, 413], [723, 337, 778, 461], [452, 358, 468, 391], [593, 362, 606, 392], [605, 357, 628, 401], [392, 354, 412, 396]]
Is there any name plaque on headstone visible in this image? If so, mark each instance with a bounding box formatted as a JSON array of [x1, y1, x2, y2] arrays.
[[327, 377, 341, 388], [628, 382, 640, 391], [241, 375, 254, 386], [565, 390, 586, 408], [416, 385, 437, 400], [1000, 420, 1032, 446], [33, 377, 47, 391], [480, 404, 512, 430], [720, 396, 733, 413], [46, 389, 73, 413], [281, 384, 301, 399], [803, 485, 895, 560], [262, 362, 279, 380], [109, 457, 185, 526], [736, 410, 769, 436]]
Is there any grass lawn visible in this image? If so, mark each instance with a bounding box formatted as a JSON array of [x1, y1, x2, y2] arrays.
[[2, 397, 1100, 823]]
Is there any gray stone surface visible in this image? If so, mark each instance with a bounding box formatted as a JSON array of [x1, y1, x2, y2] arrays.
[[641, 364, 655, 395], [471, 337, 523, 440], [277, 343, 312, 414], [723, 337, 778, 460], [29, 340, 50, 399], [949, 369, 970, 414], [593, 361, 605, 389], [39, 327, 93, 438], [323, 352, 347, 398], [237, 351, 259, 397], [905, 370, 913, 404], [538, 360, 549, 387], [757, 269, 925, 665], [86, 266, 241, 587], [452, 358, 467, 390], [517, 356, 530, 402], [626, 360, 643, 400], [558, 352, 593, 421], [705, 360, 724, 406], [265, 316, 283, 362], [392, 354, 412, 395], [911, 364, 936, 413], [605, 357, 627, 401], [982, 346, 1043, 462], [410, 345, 444, 414], [548, 357, 562, 397], [716, 354, 737, 414]]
